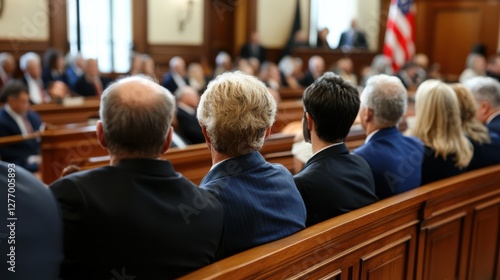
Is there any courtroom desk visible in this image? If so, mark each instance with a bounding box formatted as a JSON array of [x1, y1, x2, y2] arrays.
[[181, 165, 500, 280], [292, 48, 378, 78], [31, 98, 100, 125]]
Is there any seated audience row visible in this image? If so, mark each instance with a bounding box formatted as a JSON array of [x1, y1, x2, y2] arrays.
[[2, 71, 500, 279]]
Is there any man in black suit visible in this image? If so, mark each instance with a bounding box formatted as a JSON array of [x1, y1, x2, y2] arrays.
[[50, 76, 224, 280], [466, 77, 500, 136], [72, 59, 111, 97], [294, 73, 377, 227], [0, 81, 42, 172], [337, 19, 369, 50], [162, 56, 189, 94], [0, 161, 63, 280], [175, 86, 204, 144], [240, 32, 267, 63]]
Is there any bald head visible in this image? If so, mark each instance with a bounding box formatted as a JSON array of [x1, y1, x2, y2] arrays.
[[99, 75, 176, 158]]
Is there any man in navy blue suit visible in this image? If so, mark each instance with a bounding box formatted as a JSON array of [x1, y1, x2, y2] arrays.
[[466, 77, 500, 138], [0, 161, 63, 280], [162, 56, 189, 94], [0, 81, 42, 172], [354, 75, 424, 199], [197, 71, 306, 259], [294, 73, 377, 227]]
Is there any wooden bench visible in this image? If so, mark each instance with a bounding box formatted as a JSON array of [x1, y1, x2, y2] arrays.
[[279, 88, 304, 100], [181, 165, 500, 280]]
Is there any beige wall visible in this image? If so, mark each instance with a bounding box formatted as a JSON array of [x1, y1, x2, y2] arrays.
[[0, 0, 49, 40], [257, 0, 310, 48], [148, 0, 204, 45], [357, 0, 381, 52]]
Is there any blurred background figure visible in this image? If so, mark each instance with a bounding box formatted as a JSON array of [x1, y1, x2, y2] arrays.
[[20, 52, 50, 104], [175, 86, 204, 144], [259, 62, 282, 91], [213, 51, 232, 77], [278, 56, 301, 89], [42, 48, 66, 86], [301, 56, 325, 87], [128, 52, 144, 76], [486, 54, 500, 82], [187, 62, 207, 94], [459, 53, 486, 83], [141, 54, 158, 80], [72, 59, 111, 97], [338, 19, 368, 50], [0, 81, 42, 172], [240, 32, 267, 63], [64, 52, 84, 88], [162, 56, 188, 93], [316, 28, 330, 49], [332, 58, 357, 86], [396, 62, 423, 90], [0, 52, 16, 90]]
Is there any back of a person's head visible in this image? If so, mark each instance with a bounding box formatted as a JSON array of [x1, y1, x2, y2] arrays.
[[411, 80, 472, 168], [465, 76, 500, 109], [197, 71, 277, 157], [303, 72, 360, 142], [19, 52, 40, 72], [361, 74, 407, 127], [451, 83, 491, 144], [99, 75, 175, 158]]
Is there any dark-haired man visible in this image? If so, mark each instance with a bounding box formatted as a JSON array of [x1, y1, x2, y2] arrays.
[[0, 81, 42, 172], [294, 72, 377, 227]]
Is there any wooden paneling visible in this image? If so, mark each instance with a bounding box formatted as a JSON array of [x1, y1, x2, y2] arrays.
[[421, 214, 464, 280], [415, 0, 500, 75], [468, 202, 500, 280], [181, 165, 500, 280]]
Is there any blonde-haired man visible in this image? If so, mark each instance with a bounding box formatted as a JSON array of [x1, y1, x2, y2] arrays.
[[197, 71, 306, 259]]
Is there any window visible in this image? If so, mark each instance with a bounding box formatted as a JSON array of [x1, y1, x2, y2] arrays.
[[67, 0, 132, 73]]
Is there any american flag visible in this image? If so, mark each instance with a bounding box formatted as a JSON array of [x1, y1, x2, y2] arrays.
[[383, 0, 416, 72]]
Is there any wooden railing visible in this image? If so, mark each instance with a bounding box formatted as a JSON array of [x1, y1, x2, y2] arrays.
[[180, 165, 500, 280]]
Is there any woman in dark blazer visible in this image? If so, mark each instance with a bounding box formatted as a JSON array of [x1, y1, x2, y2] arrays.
[[409, 80, 473, 185]]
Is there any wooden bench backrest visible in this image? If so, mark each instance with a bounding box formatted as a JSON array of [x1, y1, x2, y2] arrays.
[[180, 165, 500, 280]]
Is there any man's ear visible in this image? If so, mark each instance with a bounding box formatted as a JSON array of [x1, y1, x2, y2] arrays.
[[161, 127, 173, 154], [306, 112, 314, 131], [200, 124, 211, 145], [96, 121, 107, 149], [264, 127, 272, 140], [364, 107, 374, 123]]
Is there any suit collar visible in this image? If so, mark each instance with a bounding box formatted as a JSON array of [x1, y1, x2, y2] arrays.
[[305, 143, 349, 167], [115, 158, 176, 177], [202, 151, 265, 183], [487, 112, 500, 126], [368, 126, 400, 142]]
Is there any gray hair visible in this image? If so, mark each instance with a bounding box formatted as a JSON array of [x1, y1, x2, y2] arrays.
[[465, 53, 483, 69], [0, 52, 14, 67], [215, 51, 231, 66], [169, 56, 184, 69], [197, 71, 277, 157], [19, 52, 40, 71], [465, 76, 500, 109], [99, 75, 176, 157], [361, 74, 408, 126]]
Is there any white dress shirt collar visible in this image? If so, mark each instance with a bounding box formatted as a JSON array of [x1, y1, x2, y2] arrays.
[[486, 111, 500, 125], [364, 129, 381, 144], [312, 142, 344, 158], [4, 104, 29, 136]]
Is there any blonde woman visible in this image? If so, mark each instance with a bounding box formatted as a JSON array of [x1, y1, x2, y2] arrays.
[[410, 80, 473, 184], [451, 83, 500, 170]]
